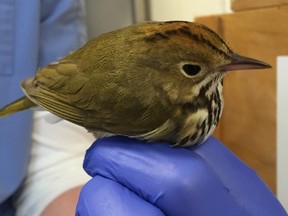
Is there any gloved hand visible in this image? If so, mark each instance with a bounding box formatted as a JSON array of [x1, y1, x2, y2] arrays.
[[76, 136, 287, 216]]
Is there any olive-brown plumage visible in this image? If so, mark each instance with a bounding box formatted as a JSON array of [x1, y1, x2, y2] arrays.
[[0, 21, 271, 146]]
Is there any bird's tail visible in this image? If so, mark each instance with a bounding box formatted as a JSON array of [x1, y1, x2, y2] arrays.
[[0, 96, 36, 118]]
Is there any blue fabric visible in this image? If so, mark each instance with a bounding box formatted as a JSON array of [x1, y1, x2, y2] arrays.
[[0, 0, 86, 204], [76, 136, 287, 216]]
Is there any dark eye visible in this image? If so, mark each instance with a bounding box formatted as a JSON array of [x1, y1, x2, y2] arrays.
[[181, 64, 202, 77]]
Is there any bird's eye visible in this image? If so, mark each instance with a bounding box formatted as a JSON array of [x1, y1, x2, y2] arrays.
[[181, 63, 202, 77]]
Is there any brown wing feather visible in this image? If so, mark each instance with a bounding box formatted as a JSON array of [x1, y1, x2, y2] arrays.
[[21, 61, 170, 137], [21, 61, 87, 125]]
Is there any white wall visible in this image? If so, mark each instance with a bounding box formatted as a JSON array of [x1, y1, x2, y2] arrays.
[[85, 0, 231, 39], [277, 57, 288, 212], [149, 0, 231, 21]]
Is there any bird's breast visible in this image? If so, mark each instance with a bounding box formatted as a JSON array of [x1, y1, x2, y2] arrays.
[[177, 81, 224, 146]]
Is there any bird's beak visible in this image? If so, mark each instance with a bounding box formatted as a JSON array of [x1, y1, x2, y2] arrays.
[[219, 53, 272, 72]]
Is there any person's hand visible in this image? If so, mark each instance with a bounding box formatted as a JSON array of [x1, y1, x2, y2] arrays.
[[76, 136, 287, 216]]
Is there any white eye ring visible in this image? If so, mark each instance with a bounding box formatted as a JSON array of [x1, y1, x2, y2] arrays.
[[180, 62, 202, 78]]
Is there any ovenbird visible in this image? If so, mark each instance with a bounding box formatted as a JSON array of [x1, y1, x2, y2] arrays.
[[0, 21, 270, 146]]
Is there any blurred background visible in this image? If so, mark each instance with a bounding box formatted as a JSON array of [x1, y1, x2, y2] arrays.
[[85, 0, 230, 38], [85, 0, 288, 211]]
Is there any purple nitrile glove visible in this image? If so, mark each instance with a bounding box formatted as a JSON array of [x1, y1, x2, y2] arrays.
[[76, 136, 287, 216]]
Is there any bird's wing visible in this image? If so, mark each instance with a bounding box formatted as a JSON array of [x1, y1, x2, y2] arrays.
[[22, 61, 88, 125], [22, 61, 169, 136]]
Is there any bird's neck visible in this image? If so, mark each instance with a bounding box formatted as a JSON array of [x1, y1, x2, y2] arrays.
[[177, 77, 224, 146]]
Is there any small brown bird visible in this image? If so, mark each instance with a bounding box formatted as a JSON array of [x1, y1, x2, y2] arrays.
[[0, 21, 270, 146]]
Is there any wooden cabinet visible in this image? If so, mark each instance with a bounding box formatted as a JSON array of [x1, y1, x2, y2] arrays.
[[231, 0, 288, 11], [196, 3, 288, 192]]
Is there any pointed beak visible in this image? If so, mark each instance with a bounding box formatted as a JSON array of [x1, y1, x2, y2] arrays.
[[219, 53, 272, 72]]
